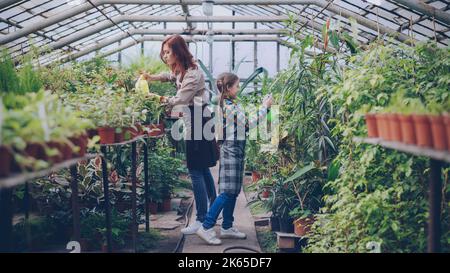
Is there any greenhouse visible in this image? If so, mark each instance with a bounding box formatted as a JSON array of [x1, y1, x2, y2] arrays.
[[0, 0, 449, 256]]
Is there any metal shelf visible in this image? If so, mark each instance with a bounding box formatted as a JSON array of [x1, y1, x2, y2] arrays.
[[0, 153, 98, 189], [353, 137, 450, 163]]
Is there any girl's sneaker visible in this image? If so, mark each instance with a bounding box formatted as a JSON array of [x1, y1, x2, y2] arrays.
[[196, 226, 222, 245], [181, 220, 202, 235], [220, 227, 247, 239]]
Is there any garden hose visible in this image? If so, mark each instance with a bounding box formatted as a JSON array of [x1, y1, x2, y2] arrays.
[[173, 198, 194, 253], [222, 246, 261, 253]]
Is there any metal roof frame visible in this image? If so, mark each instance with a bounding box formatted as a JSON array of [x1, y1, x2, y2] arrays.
[[0, 0, 448, 64]]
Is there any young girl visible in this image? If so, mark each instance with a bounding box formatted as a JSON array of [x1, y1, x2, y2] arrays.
[[196, 72, 272, 245], [143, 35, 218, 234]]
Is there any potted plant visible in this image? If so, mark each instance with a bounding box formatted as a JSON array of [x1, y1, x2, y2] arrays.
[[256, 177, 273, 199], [289, 207, 314, 237], [282, 163, 321, 234], [141, 96, 165, 137]]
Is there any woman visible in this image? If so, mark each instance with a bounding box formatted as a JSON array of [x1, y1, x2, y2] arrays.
[[142, 35, 218, 235], [196, 72, 272, 245]]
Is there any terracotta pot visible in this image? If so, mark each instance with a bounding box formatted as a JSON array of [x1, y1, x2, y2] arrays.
[[69, 134, 87, 157], [124, 126, 140, 139], [87, 128, 98, 139], [160, 198, 171, 212], [98, 127, 115, 144], [398, 114, 416, 145], [412, 114, 433, 147], [25, 142, 47, 160], [386, 113, 402, 142], [46, 141, 63, 163], [376, 114, 391, 140], [365, 113, 378, 138], [293, 217, 315, 237], [442, 113, 450, 152], [146, 123, 165, 137], [252, 171, 261, 183], [428, 115, 447, 151], [261, 187, 270, 198], [61, 142, 73, 160], [0, 145, 12, 177], [148, 202, 158, 214], [114, 128, 125, 143]]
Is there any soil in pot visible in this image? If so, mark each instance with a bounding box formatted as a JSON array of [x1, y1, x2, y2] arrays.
[[365, 113, 378, 138], [98, 127, 115, 144], [412, 114, 433, 147], [0, 145, 12, 177], [428, 115, 447, 151], [398, 114, 416, 145], [387, 113, 402, 142]]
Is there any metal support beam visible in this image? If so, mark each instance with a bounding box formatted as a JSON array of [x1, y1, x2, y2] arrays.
[[54, 35, 287, 64], [46, 28, 286, 51], [180, 0, 194, 30], [0, 0, 416, 46], [0, 0, 20, 10], [30, 16, 288, 50], [391, 0, 450, 26]]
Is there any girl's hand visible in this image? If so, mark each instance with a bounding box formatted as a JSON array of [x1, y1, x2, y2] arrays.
[[263, 94, 273, 108], [160, 96, 169, 103]]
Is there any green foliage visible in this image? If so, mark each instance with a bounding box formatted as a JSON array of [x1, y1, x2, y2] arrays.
[[304, 42, 450, 253], [136, 230, 163, 253], [0, 49, 20, 93]]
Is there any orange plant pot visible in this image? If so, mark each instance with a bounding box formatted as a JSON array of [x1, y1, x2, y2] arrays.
[[387, 113, 402, 142], [365, 114, 378, 138], [252, 171, 261, 183], [443, 113, 450, 152], [398, 114, 416, 145], [412, 114, 433, 148], [98, 127, 115, 144], [428, 115, 447, 151], [0, 146, 12, 177], [293, 217, 315, 237], [376, 114, 391, 140], [147, 123, 165, 137]]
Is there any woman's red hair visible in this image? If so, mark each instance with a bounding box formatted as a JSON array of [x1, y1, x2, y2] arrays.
[[160, 35, 197, 81]]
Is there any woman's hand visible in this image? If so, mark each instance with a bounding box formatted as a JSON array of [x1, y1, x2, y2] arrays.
[[140, 71, 158, 82], [263, 94, 273, 109]]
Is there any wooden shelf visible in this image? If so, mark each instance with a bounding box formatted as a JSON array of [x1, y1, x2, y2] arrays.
[[353, 137, 450, 163], [0, 153, 98, 189]]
